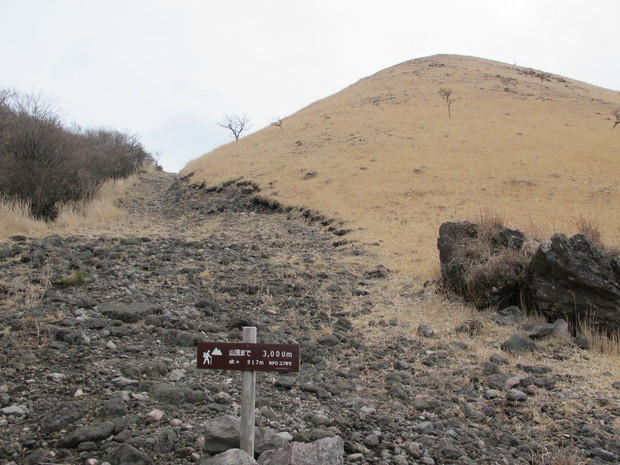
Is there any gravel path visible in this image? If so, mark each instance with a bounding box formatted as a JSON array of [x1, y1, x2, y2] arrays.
[[0, 171, 618, 465]]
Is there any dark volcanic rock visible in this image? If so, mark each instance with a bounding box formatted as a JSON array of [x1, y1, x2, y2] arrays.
[[149, 384, 206, 405], [491, 305, 524, 326], [99, 301, 163, 323], [106, 443, 152, 465], [40, 401, 88, 434], [58, 421, 116, 448], [501, 334, 537, 354], [525, 233, 620, 333], [437, 221, 527, 308], [202, 415, 242, 453]]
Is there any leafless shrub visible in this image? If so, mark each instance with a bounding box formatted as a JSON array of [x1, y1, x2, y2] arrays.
[[612, 108, 620, 129], [270, 116, 284, 130], [0, 89, 153, 220]]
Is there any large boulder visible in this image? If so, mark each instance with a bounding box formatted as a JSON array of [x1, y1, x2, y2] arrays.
[[525, 233, 620, 334], [437, 221, 528, 308]]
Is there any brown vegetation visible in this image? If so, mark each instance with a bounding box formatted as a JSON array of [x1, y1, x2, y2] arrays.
[[0, 89, 154, 221]]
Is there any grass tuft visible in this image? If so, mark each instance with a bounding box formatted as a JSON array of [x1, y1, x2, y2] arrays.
[[59, 271, 86, 287]]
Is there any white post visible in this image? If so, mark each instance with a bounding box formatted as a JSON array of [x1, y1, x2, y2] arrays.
[[240, 326, 256, 457]]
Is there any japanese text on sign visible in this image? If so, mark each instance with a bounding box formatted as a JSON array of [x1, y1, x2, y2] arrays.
[[197, 342, 300, 373]]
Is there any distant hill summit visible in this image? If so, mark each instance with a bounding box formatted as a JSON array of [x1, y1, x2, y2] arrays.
[[184, 54, 620, 279]]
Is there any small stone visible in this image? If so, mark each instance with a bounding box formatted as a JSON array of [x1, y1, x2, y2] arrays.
[[552, 319, 570, 338], [48, 373, 66, 382], [105, 443, 152, 465], [506, 389, 528, 401], [417, 421, 434, 433], [455, 319, 483, 336], [575, 334, 591, 350], [441, 445, 465, 459], [501, 334, 537, 354], [483, 362, 501, 375], [0, 405, 26, 416], [317, 334, 340, 347], [105, 340, 117, 350], [348, 453, 364, 462], [169, 369, 185, 381], [521, 323, 555, 339], [404, 441, 423, 458], [393, 360, 409, 370], [490, 353, 509, 365], [215, 391, 232, 404], [393, 455, 409, 465], [111, 376, 138, 387], [506, 374, 527, 388], [526, 384, 539, 395], [74, 389, 84, 397], [491, 306, 523, 326], [589, 448, 617, 462], [421, 457, 435, 465], [59, 421, 115, 448], [148, 409, 165, 422], [417, 323, 435, 337], [363, 432, 381, 447], [484, 389, 501, 399]]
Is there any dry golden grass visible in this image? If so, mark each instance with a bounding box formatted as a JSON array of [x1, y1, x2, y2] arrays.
[[184, 54, 620, 281], [185, 55, 620, 384], [0, 175, 135, 240]]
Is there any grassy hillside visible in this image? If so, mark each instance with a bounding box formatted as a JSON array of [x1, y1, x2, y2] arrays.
[[184, 54, 620, 280]]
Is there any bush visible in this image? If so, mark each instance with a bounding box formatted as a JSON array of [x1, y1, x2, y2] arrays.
[[0, 89, 154, 220]]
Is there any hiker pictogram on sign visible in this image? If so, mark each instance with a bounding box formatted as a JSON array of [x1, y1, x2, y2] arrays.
[[202, 347, 222, 365]]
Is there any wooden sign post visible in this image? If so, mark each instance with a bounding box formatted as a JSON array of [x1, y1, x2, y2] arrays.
[[197, 327, 300, 457], [241, 326, 256, 456]]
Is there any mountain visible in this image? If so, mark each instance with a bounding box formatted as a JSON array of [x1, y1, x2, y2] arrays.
[[184, 54, 620, 279]]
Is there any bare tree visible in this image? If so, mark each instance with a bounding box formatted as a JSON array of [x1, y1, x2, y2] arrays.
[[218, 114, 251, 141], [438, 88, 455, 118], [613, 109, 620, 129], [270, 116, 284, 130]]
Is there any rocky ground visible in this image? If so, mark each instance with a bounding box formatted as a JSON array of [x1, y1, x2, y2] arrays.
[[0, 172, 619, 465]]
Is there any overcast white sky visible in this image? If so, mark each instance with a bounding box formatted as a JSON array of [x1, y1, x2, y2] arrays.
[[1, 0, 618, 172]]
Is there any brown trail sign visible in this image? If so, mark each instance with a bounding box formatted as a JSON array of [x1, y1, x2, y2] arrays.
[[197, 342, 300, 373], [197, 327, 300, 457]]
